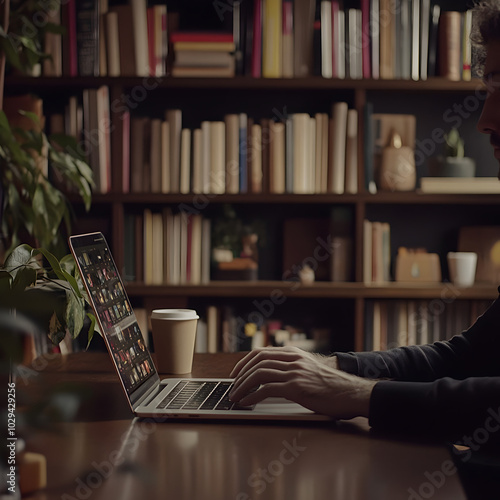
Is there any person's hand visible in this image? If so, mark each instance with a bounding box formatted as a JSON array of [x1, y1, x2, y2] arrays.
[[229, 346, 376, 419]]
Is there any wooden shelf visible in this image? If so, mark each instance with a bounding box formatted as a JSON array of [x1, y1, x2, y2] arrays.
[[84, 191, 500, 206], [4, 75, 484, 92], [125, 281, 498, 300]]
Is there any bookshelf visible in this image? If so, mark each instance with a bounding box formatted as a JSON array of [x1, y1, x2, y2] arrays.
[[4, 0, 499, 355]]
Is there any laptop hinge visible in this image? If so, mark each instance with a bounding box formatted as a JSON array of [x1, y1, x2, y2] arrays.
[[135, 384, 162, 409]]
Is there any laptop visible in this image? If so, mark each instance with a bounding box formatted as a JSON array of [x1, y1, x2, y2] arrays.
[[69, 232, 331, 421]]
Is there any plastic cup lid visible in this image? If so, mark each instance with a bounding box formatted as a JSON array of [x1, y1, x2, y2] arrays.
[[150, 309, 199, 320]]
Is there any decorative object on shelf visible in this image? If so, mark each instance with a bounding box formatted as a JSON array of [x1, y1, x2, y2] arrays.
[[372, 113, 416, 192], [428, 127, 476, 177], [378, 129, 416, 191], [395, 247, 442, 283], [298, 264, 315, 285], [211, 205, 261, 281], [447, 251, 477, 287]]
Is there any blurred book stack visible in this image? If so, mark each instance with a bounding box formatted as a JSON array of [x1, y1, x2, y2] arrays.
[[170, 32, 236, 78]]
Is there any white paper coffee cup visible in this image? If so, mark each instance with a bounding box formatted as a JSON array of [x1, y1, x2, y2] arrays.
[[447, 252, 478, 287], [150, 309, 199, 374]]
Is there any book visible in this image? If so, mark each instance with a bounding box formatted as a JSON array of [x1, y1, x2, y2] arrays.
[[76, 0, 100, 77], [328, 102, 348, 194], [210, 121, 226, 194], [161, 121, 170, 193], [411, 0, 420, 81], [282, 0, 294, 78], [224, 114, 240, 194], [294, 0, 316, 76], [462, 10, 473, 81], [369, 0, 379, 79], [420, 0, 430, 81], [151, 212, 164, 285], [143, 208, 154, 284], [270, 120, 286, 194], [105, 11, 120, 76], [166, 109, 182, 193], [174, 50, 234, 67], [427, 4, 441, 77], [172, 41, 236, 52], [239, 114, 248, 193], [379, 0, 394, 79], [109, 5, 137, 76], [170, 32, 234, 43], [119, 109, 130, 193], [201, 121, 211, 193], [98, 0, 108, 77], [438, 11, 462, 81], [171, 63, 235, 78], [363, 219, 373, 284], [419, 177, 500, 194], [321, 1, 333, 78], [262, 0, 282, 78], [344, 108, 358, 194], [130, 0, 149, 77], [192, 128, 202, 194], [251, 0, 263, 77], [180, 128, 191, 194], [150, 119, 162, 194], [62, 0, 78, 77], [347, 8, 362, 79], [292, 114, 311, 194], [250, 124, 263, 193], [360, 0, 371, 79]]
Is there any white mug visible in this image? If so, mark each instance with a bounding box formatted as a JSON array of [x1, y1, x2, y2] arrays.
[[447, 252, 478, 287]]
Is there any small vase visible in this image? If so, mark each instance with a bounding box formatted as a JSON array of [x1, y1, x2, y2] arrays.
[[378, 130, 416, 191]]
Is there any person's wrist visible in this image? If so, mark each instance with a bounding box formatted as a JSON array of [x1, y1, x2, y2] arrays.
[[353, 379, 376, 418], [328, 355, 339, 370]]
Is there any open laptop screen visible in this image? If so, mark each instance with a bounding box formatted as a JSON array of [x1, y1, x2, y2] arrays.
[[69, 233, 156, 397]]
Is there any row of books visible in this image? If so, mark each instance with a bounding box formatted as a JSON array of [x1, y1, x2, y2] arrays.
[[123, 209, 211, 286], [316, 2, 474, 81], [50, 90, 360, 195], [363, 219, 391, 283], [42, 0, 167, 78], [364, 299, 492, 351], [128, 103, 357, 195], [232, 0, 475, 81]]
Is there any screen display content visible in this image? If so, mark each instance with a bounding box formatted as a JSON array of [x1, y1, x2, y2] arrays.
[[73, 237, 155, 394]]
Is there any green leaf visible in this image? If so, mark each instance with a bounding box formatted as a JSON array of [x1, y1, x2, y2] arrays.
[[86, 312, 98, 349], [0, 271, 13, 295], [65, 290, 85, 340], [34, 247, 64, 280], [18, 110, 40, 126], [12, 266, 38, 293], [4, 244, 39, 278]]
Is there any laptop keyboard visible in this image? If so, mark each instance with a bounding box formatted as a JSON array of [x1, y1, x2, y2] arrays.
[[156, 381, 255, 411]]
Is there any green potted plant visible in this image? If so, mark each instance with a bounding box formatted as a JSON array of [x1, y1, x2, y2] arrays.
[[428, 127, 476, 178], [0, 243, 96, 348], [0, 0, 96, 351]]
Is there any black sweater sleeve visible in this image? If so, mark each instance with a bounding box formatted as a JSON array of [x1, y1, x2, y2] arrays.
[[335, 291, 500, 438]]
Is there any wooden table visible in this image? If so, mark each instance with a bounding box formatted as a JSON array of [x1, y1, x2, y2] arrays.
[[18, 352, 467, 500]]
